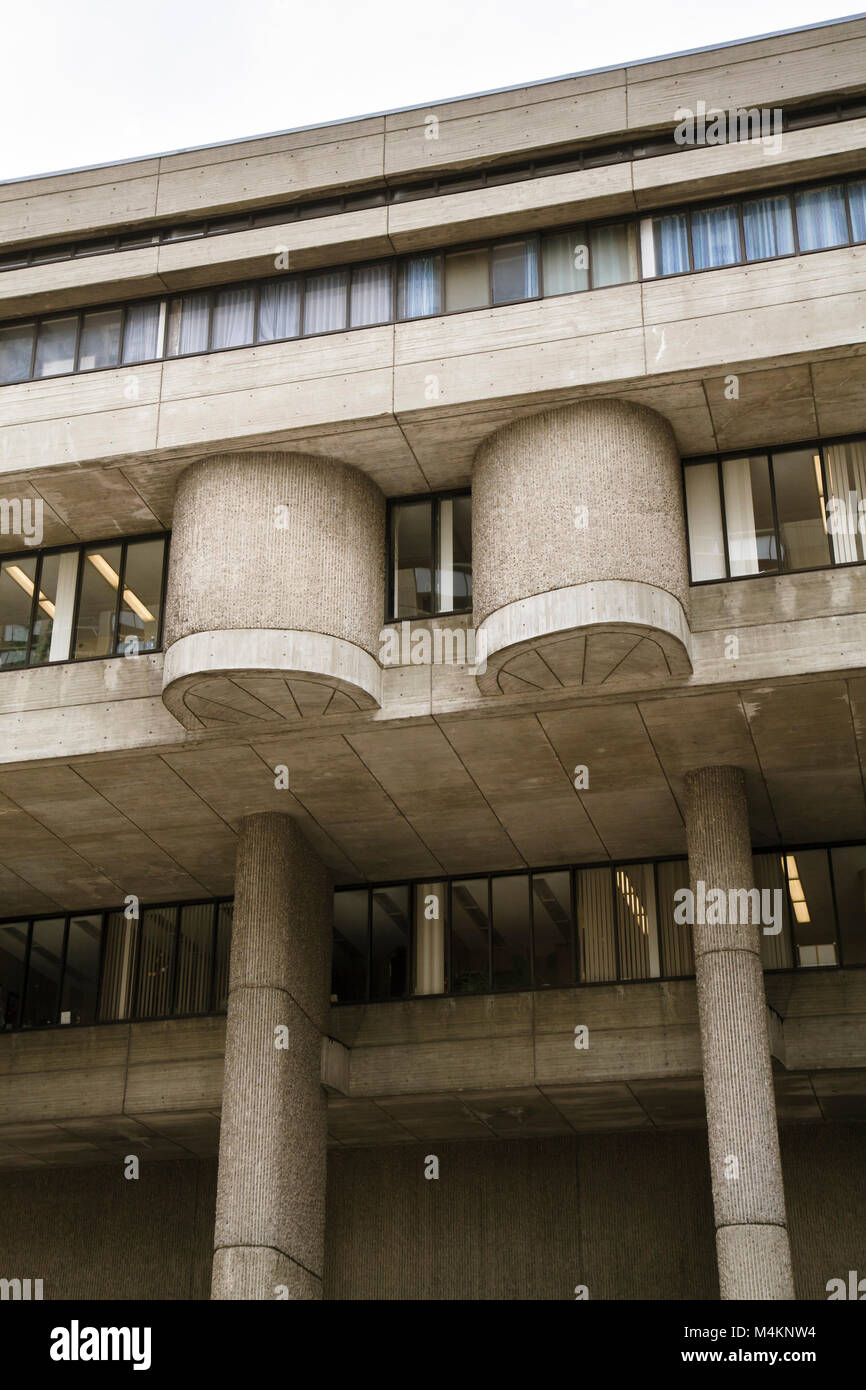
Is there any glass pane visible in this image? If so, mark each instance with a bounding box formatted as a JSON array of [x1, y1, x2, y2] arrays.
[[303, 269, 348, 334], [444, 248, 489, 312], [742, 194, 795, 261], [33, 550, 78, 665], [532, 870, 572, 986], [722, 456, 777, 575], [830, 847, 866, 966], [413, 882, 446, 995], [615, 862, 660, 979], [74, 544, 122, 658], [651, 214, 690, 275], [795, 185, 849, 251], [754, 854, 794, 970], [783, 850, 837, 967], [690, 204, 741, 269], [435, 494, 472, 614], [98, 911, 138, 1021], [0, 322, 35, 384], [60, 915, 102, 1025], [34, 316, 77, 377], [371, 886, 409, 1000], [257, 280, 301, 341], [491, 239, 538, 303], [850, 179, 866, 242], [211, 286, 255, 349], [771, 448, 831, 571], [0, 922, 28, 1029], [397, 255, 441, 318], [0, 556, 36, 667], [491, 875, 531, 990], [177, 293, 210, 355], [122, 301, 161, 364], [174, 903, 214, 1015], [450, 879, 489, 993], [656, 860, 694, 976], [213, 902, 232, 1012], [590, 222, 639, 286], [392, 500, 433, 619], [824, 441, 866, 564], [541, 228, 588, 295], [135, 906, 177, 1017], [78, 308, 122, 370], [115, 537, 164, 654], [23, 918, 65, 1027], [333, 890, 367, 1002], [684, 463, 726, 580], [576, 867, 616, 982], [350, 263, 393, 327]]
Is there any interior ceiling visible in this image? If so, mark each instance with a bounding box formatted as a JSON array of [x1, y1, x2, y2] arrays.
[[0, 675, 864, 916], [1, 353, 865, 551]]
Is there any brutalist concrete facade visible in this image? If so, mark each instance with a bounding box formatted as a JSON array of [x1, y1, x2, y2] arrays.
[[1, 16, 866, 1302]]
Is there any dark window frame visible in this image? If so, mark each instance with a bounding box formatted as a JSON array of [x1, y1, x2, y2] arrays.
[[386, 488, 471, 622]]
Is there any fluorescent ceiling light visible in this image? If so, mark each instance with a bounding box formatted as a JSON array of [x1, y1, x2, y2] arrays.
[[5, 564, 55, 617], [88, 552, 154, 624]]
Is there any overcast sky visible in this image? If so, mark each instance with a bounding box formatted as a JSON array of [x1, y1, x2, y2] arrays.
[[2, 2, 861, 182]]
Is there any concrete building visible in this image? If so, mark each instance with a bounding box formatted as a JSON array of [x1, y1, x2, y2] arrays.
[[1, 15, 865, 1302]]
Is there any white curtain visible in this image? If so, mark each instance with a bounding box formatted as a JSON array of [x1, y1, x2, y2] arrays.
[[742, 194, 795, 261], [399, 255, 439, 318], [258, 280, 300, 341], [850, 179, 866, 242], [691, 204, 740, 269], [413, 883, 446, 995], [211, 286, 255, 349], [795, 185, 849, 251], [651, 214, 689, 276], [542, 228, 588, 294], [753, 855, 793, 970], [178, 293, 210, 355], [825, 441, 866, 562], [684, 462, 726, 580], [122, 302, 160, 364], [576, 868, 616, 982], [350, 263, 392, 326], [722, 457, 760, 575], [303, 270, 348, 334]]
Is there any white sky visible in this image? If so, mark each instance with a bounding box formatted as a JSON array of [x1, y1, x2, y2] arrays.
[[2, 1, 862, 182]]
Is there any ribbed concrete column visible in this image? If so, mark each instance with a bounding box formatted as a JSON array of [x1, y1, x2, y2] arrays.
[[684, 766, 794, 1300], [212, 813, 332, 1300]]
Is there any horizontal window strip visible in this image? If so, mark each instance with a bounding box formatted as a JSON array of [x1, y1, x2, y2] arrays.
[[3, 842, 861, 1030], [0, 532, 168, 672], [2, 172, 866, 387], [683, 434, 866, 583]]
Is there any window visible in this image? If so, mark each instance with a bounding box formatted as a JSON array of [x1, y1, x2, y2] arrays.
[[34, 316, 76, 376], [60, 916, 102, 1025], [0, 923, 28, 1029], [589, 222, 639, 286], [78, 308, 122, 370], [531, 871, 572, 986], [389, 492, 471, 619], [371, 886, 409, 1000], [122, 302, 161, 364], [615, 862, 661, 979], [0, 535, 167, 671], [0, 322, 35, 383], [332, 889, 368, 1003], [492, 875, 531, 989], [451, 878, 490, 993], [684, 437, 866, 583], [742, 194, 795, 261], [258, 279, 301, 341], [541, 228, 588, 295], [690, 204, 741, 269], [850, 180, 866, 242], [444, 248, 489, 311], [649, 213, 690, 275], [794, 184, 849, 251], [397, 255, 441, 318], [303, 269, 348, 334], [830, 847, 866, 966], [491, 238, 538, 303], [211, 286, 255, 349], [782, 851, 837, 967], [350, 263, 393, 326]]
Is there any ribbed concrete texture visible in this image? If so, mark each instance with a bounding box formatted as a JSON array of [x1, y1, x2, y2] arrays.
[[212, 812, 332, 1300], [160, 451, 386, 727], [685, 765, 794, 1300], [165, 451, 385, 654], [471, 399, 691, 689]]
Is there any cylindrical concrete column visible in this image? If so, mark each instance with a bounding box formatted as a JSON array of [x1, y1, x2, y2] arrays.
[[162, 451, 385, 727], [471, 399, 692, 693], [212, 812, 332, 1300], [684, 766, 794, 1300]]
